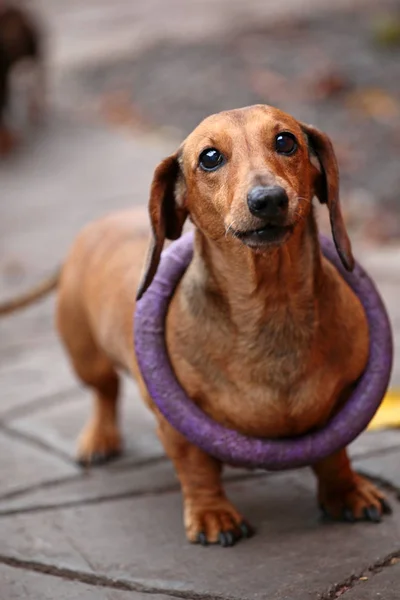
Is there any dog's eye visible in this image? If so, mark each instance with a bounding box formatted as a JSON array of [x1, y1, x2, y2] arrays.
[[199, 148, 224, 171], [275, 132, 297, 156]]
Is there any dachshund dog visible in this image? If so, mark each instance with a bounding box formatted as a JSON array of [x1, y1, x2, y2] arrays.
[[0, 3, 44, 155], [54, 105, 390, 546]]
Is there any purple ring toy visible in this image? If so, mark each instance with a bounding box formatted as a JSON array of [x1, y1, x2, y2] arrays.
[[134, 232, 393, 470]]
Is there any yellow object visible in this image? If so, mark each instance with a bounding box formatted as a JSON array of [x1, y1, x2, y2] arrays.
[[368, 390, 400, 431]]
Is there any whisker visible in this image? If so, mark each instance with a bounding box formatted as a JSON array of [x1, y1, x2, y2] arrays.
[[225, 219, 238, 238]]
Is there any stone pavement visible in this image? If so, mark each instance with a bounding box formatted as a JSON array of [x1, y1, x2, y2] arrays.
[[1, 1, 400, 598]]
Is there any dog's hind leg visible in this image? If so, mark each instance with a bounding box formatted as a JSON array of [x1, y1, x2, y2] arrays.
[[76, 365, 121, 466], [56, 295, 122, 466]]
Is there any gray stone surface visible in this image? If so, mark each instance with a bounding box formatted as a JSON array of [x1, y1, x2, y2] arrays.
[[0, 456, 263, 516], [0, 341, 76, 417], [0, 298, 55, 355], [349, 430, 400, 460], [0, 564, 176, 600], [0, 472, 399, 600], [5, 379, 164, 466], [0, 460, 176, 515], [355, 449, 400, 490], [0, 121, 173, 302], [362, 280, 400, 388], [36, 0, 375, 71], [0, 430, 79, 499], [345, 560, 400, 599]]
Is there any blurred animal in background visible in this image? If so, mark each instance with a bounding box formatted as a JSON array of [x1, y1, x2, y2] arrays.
[[0, 2, 45, 156]]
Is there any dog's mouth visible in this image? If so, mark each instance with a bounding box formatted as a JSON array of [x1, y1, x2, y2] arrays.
[[234, 224, 293, 248]]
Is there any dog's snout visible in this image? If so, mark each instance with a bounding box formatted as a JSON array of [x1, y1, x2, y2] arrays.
[[247, 186, 289, 219]]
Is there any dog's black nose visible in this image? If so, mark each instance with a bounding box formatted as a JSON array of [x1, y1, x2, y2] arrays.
[[247, 186, 289, 219]]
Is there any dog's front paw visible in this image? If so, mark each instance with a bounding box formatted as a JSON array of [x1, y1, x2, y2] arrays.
[[184, 498, 255, 547], [77, 421, 122, 466], [319, 474, 392, 523]]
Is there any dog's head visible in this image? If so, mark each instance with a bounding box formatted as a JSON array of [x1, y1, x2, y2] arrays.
[[137, 104, 353, 299]]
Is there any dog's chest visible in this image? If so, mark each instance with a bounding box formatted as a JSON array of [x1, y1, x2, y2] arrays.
[[167, 299, 341, 438], [181, 352, 338, 438]]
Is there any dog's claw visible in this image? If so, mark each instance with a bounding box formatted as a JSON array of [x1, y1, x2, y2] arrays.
[[197, 532, 208, 546], [91, 452, 108, 465], [343, 508, 356, 523], [218, 531, 235, 547], [380, 498, 392, 515], [239, 520, 255, 538], [77, 449, 120, 467], [364, 506, 381, 523], [76, 450, 121, 468]]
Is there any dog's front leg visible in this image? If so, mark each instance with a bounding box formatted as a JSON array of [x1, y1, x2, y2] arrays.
[[157, 414, 254, 546], [312, 448, 391, 522]]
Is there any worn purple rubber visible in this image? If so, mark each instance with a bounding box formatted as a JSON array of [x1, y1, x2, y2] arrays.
[[134, 232, 393, 470]]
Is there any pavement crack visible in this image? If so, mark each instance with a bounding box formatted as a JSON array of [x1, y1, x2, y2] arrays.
[[0, 483, 185, 517], [0, 554, 235, 600], [320, 550, 400, 599], [0, 384, 80, 422], [352, 442, 400, 462], [105, 454, 168, 473], [0, 424, 80, 469], [0, 473, 86, 503], [0, 467, 270, 517]]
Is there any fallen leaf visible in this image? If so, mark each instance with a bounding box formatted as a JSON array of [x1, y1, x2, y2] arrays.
[[346, 88, 399, 122], [372, 15, 400, 47], [311, 70, 350, 100], [368, 390, 400, 431]]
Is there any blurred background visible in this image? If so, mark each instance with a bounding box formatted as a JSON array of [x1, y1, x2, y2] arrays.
[[0, 0, 399, 417]]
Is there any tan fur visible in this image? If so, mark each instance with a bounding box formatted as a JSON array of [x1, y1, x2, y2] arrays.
[[56, 105, 388, 546]]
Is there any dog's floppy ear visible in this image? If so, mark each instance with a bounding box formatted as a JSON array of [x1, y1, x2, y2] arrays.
[[301, 123, 354, 272], [136, 152, 187, 300]]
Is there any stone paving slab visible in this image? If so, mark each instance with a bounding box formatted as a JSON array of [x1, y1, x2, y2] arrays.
[[0, 341, 76, 417], [0, 298, 55, 354], [0, 430, 79, 499], [0, 564, 176, 600], [355, 450, 400, 491], [357, 279, 400, 388], [5, 379, 164, 466], [349, 430, 400, 460], [0, 119, 173, 302], [0, 460, 175, 515], [0, 472, 399, 600], [0, 429, 398, 516]]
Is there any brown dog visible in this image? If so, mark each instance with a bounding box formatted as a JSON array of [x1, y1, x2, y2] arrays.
[[0, 3, 44, 155], [55, 105, 390, 547]]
